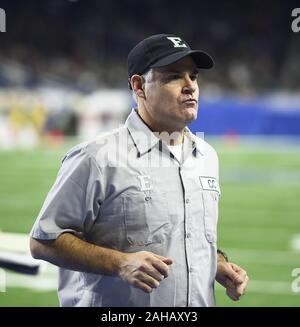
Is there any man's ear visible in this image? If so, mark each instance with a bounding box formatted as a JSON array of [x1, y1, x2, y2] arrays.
[[130, 75, 146, 99]]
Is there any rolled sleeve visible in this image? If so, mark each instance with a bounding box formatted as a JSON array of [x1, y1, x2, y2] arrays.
[[30, 146, 102, 240]]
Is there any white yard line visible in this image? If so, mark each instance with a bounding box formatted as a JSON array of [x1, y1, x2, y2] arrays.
[[5, 273, 57, 292], [226, 248, 300, 265], [290, 234, 300, 252], [0, 232, 30, 254], [215, 279, 298, 295], [3, 264, 58, 292], [221, 169, 300, 184]]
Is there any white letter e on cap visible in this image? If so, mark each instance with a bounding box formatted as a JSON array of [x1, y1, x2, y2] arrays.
[[166, 37, 187, 48]]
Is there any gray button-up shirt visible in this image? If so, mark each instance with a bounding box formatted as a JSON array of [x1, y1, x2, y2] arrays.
[[31, 108, 220, 307]]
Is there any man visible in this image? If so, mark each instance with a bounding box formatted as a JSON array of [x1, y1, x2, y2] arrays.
[[30, 34, 249, 307]]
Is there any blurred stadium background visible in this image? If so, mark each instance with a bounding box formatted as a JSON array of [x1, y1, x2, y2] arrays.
[[0, 0, 300, 307]]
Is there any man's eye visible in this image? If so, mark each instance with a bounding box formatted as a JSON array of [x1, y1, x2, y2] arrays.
[[190, 75, 198, 81], [169, 74, 181, 80]]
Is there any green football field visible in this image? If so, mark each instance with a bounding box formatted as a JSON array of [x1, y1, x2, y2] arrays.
[[0, 137, 300, 307]]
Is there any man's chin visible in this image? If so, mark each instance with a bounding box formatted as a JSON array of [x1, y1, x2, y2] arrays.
[[183, 108, 198, 123]]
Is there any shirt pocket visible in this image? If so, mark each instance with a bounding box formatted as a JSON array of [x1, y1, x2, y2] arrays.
[[202, 190, 219, 243], [122, 191, 170, 246]]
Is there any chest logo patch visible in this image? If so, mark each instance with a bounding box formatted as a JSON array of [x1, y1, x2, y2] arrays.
[[137, 175, 153, 192], [199, 176, 220, 193]]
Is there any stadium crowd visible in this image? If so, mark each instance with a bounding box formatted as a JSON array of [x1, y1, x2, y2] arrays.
[[0, 0, 299, 148], [0, 0, 299, 94]]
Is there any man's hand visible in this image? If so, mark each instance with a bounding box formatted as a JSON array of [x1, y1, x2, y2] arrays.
[[118, 251, 173, 293], [216, 260, 249, 301]]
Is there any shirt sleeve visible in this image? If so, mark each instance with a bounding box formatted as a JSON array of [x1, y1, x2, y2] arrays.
[[30, 146, 103, 240]]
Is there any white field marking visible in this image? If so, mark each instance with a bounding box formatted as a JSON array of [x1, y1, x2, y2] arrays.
[[215, 279, 298, 295], [0, 232, 30, 254], [290, 235, 300, 252], [225, 248, 299, 266], [217, 233, 293, 249], [5, 274, 57, 292], [4, 264, 58, 292], [220, 225, 294, 238], [221, 168, 300, 184], [221, 221, 300, 230]]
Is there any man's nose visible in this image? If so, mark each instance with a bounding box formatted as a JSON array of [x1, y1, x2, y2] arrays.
[[182, 75, 196, 94]]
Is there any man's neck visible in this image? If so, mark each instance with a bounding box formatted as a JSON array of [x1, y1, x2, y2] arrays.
[[136, 108, 185, 145]]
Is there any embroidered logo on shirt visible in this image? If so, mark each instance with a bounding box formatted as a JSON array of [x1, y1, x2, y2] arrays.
[[199, 176, 220, 193], [137, 175, 153, 192]]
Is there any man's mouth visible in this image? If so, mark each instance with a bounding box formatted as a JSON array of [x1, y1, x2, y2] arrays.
[[182, 99, 198, 105]]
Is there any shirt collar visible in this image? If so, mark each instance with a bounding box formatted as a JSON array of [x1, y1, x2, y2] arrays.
[[183, 126, 205, 156], [125, 108, 160, 156], [125, 108, 204, 157]]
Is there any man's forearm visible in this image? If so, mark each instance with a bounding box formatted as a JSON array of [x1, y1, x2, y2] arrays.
[[30, 233, 126, 276]]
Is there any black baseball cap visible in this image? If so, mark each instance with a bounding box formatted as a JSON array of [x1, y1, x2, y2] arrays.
[[127, 34, 214, 83]]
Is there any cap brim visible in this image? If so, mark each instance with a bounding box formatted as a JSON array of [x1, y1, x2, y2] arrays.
[[151, 50, 214, 69]]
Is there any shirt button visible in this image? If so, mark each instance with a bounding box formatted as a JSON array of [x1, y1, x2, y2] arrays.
[[145, 196, 152, 201], [186, 232, 191, 238], [189, 267, 193, 273], [206, 232, 213, 242], [185, 198, 190, 204]]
